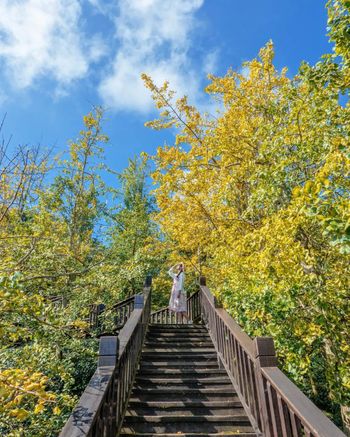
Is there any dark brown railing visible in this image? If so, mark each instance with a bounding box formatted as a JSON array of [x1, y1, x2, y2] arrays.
[[89, 303, 106, 330], [150, 289, 200, 324], [112, 295, 136, 329], [199, 277, 345, 437], [59, 277, 152, 437], [89, 294, 137, 331]]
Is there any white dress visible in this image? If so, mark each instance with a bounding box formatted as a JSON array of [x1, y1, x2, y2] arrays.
[[168, 268, 187, 313]]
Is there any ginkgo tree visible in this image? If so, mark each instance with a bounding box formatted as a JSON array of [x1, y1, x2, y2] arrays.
[[142, 13, 350, 430], [0, 107, 169, 436], [0, 109, 111, 436]]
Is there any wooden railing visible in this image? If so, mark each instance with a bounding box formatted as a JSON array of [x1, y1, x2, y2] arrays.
[[150, 289, 200, 324], [89, 295, 137, 332], [89, 303, 106, 330], [59, 276, 152, 437], [199, 277, 345, 437], [112, 295, 136, 329]]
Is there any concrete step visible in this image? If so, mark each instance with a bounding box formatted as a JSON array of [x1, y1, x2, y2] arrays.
[[121, 415, 254, 434]]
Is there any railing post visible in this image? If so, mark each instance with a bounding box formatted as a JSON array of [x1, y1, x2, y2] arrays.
[[96, 303, 106, 330], [145, 275, 152, 287], [98, 336, 119, 436], [214, 296, 223, 308], [90, 303, 106, 330], [134, 294, 144, 309], [98, 336, 119, 367], [199, 276, 222, 308], [254, 337, 278, 437]]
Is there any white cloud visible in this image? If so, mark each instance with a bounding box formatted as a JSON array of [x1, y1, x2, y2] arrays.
[[98, 0, 208, 113], [0, 0, 106, 89]]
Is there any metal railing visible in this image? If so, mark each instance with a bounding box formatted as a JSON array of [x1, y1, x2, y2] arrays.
[[59, 277, 152, 437]]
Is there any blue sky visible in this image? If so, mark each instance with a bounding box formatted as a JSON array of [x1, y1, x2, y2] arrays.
[[0, 0, 331, 180]]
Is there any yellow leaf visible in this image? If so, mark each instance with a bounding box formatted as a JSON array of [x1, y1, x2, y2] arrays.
[[34, 404, 45, 414], [53, 406, 61, 415]]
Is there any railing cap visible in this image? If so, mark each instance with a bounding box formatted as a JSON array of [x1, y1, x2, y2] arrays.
[[134, 294, 144, 309], [145, 275, 152, 287], [98, 336, 119, 367], [254, 336, 277, 367], [254, 336, 276, 357]]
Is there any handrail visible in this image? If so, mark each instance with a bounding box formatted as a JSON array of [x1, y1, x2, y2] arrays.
[[111, 295, 136, 310], [59, 276, 152, 437], [112, 294, 137, 329], [261, 367, 345, 437], [150, 289, 200, 324], [90, 294, 138, 331], [198, 277, 345, 437]]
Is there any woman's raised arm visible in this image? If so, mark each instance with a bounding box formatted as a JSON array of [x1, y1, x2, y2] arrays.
[[168, 264, 177, 279]]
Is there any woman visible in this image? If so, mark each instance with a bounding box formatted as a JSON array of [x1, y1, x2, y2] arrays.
[[168, 262, 189, 323]]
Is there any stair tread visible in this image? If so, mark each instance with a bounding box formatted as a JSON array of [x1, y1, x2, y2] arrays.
[[147, 334, 210, 338], [139, 369, 226, 375], [127, 400, 242, 407], [145, 340, 211, 344], [136, 377, 230, 383], [119, 429, 256, 437], [126, 408, 245, 417], [140, 361, 219, 367], [148, 329, 208, 332], [141, 353, 217, 357], [142, 350, 216, 355], [132, 387, 236, 393], [123, 415, 251, 423], [149, 324, 206, 327]]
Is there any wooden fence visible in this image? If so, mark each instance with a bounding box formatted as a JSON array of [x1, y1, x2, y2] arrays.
[[59, 277, 152, 437], [59, 275, 346, 437], [150, 289, 201, 324], [199, 277, 345, 437]]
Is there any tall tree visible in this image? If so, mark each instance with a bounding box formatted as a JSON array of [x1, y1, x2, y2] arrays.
[[143, 38, 349, 429]]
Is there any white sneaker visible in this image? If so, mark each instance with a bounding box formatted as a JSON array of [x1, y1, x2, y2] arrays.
[[188, 320, 193, 324]]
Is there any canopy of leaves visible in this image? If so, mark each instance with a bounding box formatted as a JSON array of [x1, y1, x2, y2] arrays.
[[0, 109, 165, 435], [142, 15, 350, 426]]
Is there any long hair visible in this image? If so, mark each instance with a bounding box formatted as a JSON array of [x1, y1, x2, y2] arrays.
[[176, 263, 184, 278]]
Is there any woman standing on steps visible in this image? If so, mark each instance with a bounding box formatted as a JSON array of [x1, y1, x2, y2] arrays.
[[168, 262, 189, 323]]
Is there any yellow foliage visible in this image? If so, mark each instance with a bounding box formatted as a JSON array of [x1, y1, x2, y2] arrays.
[[143, 41, 350, 405]]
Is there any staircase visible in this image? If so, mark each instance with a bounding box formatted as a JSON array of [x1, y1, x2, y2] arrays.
[[60, 281, 346, 437], [120, 323, 257, 436]]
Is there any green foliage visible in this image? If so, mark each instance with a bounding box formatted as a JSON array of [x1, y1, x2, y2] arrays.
[[142, 5, 350, 428], [0, 109, 167, 435]]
